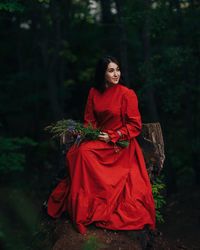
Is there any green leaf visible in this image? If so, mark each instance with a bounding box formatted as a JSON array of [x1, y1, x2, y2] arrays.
[[0, 1, 24, 12], [38, 0, 50, 3], [83, 236, 106, 250]]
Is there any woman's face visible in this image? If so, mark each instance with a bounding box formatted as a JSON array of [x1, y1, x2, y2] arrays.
[[105, 62, 121, 87]]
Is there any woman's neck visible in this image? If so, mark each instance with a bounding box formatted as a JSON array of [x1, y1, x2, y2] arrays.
[[105, 82, 118, 88]]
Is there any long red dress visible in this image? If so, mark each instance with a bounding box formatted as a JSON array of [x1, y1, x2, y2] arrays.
[[47, 83, 156, 234]]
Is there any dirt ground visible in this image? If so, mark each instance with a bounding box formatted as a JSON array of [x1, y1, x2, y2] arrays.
[[0, 185, 199, 250], [31, 185, 200, 250], [157, 186, 200, 250]]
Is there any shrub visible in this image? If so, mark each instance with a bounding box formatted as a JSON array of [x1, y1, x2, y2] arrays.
[[0, 136, 37, 173]]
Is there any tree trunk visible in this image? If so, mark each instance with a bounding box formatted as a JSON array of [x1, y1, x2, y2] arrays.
[[115, 0, 130, 87], [100, 0, 113, 24], [137, 123, 165, 180], [16, 17, 23, 72], [38, 1, 64, 120], [175, 0, 200, 185], [141, 0, 159, 122], [59, 0, 72, 110]]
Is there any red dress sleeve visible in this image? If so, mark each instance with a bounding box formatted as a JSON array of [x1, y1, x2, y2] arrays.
[[108, 89, 142, 143], [84, 88, 98, 129]]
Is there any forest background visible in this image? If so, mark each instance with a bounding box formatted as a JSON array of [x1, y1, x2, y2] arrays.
[[0, 0, 199, 249]]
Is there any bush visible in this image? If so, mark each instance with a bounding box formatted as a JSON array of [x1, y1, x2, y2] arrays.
[[0, 136, 37, 173], [152, 175, 166, 223]]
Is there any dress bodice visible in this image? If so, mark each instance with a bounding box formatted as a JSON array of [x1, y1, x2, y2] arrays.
[[92, 84, 124, 131], [84, 84, 142, 143]]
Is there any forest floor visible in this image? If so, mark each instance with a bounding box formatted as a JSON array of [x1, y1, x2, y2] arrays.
[[32, 185, 200, 250], [0, 185, 200, 250], [157, 185, 200, 250]]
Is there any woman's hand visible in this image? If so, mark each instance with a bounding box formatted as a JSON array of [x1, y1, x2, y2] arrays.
[[98, 132, 110, 143]]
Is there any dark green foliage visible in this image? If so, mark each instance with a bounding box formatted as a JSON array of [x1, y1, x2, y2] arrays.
[[0, 0, 24, 12], [75, 122, 101, 139], [0, 0, 50, 12], [83, 236, 106, 250], [74, 123, 130, 148], [0, 136, 37, 173], [45, 119, 129, 148], [45, 119, 77, 138], [38, 0, 50, 3], [152, 175, 166, 223]]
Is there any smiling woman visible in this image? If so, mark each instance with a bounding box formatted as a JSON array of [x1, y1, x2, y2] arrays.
[[94, 56, 124, 92], [105, 62, 121, 86], [47, 55, 156, 236]]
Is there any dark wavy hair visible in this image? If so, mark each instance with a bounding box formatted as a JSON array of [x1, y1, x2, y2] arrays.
[[94, 55, 124, 92]]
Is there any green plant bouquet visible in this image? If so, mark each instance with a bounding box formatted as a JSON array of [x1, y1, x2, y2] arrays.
[[45, 119, 129, 148]]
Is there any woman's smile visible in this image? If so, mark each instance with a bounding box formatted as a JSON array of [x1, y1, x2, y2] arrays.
[[105, 62, 121, 87]]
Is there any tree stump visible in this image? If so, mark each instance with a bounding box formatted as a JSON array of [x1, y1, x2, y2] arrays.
[[59, 122, 165, 181], [137, 123, 165, 181]]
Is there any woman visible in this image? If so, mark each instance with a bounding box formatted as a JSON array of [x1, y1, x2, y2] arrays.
[[47, 56, 156, 235]]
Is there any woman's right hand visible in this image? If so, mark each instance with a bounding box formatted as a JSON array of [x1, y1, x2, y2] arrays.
[[98, 132, 111, 143]]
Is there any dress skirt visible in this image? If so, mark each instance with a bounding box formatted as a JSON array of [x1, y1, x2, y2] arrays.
[[47, 138, 156, 234]]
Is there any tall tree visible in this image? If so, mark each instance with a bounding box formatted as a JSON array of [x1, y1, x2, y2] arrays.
[[115, 0, 130, 87], [141, 0, 159, 122]]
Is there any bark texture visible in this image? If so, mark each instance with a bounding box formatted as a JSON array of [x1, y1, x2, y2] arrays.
[[137, 123, 165, 181]]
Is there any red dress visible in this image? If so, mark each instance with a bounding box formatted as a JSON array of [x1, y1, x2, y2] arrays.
[[47, 84, 156, 234]]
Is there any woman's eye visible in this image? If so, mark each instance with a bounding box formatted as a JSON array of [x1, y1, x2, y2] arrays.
[[108, 67, 120, 73]]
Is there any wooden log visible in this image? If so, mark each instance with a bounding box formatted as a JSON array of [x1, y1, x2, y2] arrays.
[[137, 123, 165, 180]]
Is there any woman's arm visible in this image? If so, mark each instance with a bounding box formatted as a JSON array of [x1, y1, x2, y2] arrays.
[[107, 89, 142, 143]]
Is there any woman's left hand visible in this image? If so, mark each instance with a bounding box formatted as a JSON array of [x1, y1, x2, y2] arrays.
[[98, 132, 110, 143]]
